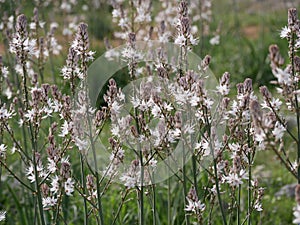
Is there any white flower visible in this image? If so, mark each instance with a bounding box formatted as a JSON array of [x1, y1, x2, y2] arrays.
[[273, 67, 292, 85], [224, 170, 248, 187], [163, 102, 173, 111], [0, 211, 5, 221], [270, 98, 282, 110], [64, 178, 75, 196], [203, 98, 214, 109], [174, 34, 186, 47], [112, 9, 121, 18], [151, 104, 161, 117], [1, 66, 9, 78], [74, 137, 88, 151], [47, 159, 56, 173], [254, 202, 263, 212], [272, 121, 285, 140], [159, 33, 170, 43], [26, 165, 35, 183], [4, 87, 12, 99], [254, 129, 266, 143], [293, 204, 300, 224], [24, 109, 36, 122], [120, 174, 136, 188], [190, 96, 200, 106], [118, 18, 128, 29], [209, 35, 220, 45], [190, 35, 199, 46], [261, 98, 282, 111], [59, 120, 69, 137], [50, 175, 60, 194], [280, 26, 291, 39], [0, 144, 7, 158], [50, 37, 62, 55], [42, 196, 57, 209], [217, 84, 229, 96], [0, 105, 14, 120], [184, 198, 205, 213]]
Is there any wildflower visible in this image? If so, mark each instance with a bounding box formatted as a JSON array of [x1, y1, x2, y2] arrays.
[[185, 197, 206, 213], [26, 164, 35, 183], [293, 204, 300, 224], [174, 34, 186, 47], [224, 170, 248, 187], [50, 175, 59, 194], [272, 121, 286, 140], [190, 35, 199, 45], [47, 158, 56, 173], [0, 144, 7, 159], [254, 203, 263, 212], [42, 196, 57, 209], [272, 67, 292, 85], [0, 104, 14, 120], [209, 35, 220, 45], [59, 120, 69, 137], [120, 174, 136, 188], [74, 137, 88, 151], [64, 178, 75, 196], [185, 187, 205, 214], [0, 211, 6, 221], [280, 26, 291, 39]]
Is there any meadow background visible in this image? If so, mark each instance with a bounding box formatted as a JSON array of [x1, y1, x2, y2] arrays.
[[1, 0, 300, 224]]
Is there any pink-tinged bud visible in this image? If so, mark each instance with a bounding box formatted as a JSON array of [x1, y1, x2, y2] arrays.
[[16, 14, 27, 37], [175, 111, 182, 129], [180, 16, 190, 35], [41, 183, 49, 197], [86, 174, 95, 191], [60, 161, 71, 180], [157, 67, 168, 78], [259, 86, 272, 100], [178, 1, 188, 17], [288, 8, 298, 28], [243, 78, 253, 93]]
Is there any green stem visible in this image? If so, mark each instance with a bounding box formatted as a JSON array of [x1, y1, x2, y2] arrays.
[[138, 150, 144, 225], [80, 153, 88, 225], [168, 175, 171, 225], [237, 185, 241, 225], [152, 184, 156, 225], [205, 109, 227, 225]]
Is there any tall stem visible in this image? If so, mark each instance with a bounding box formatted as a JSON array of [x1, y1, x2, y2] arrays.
[[205, 109, 227, 225], [80, 153, 88, 225], [288, 30, 300, 183], [247, 125, 252, 225], [237, 185, 241, 225]]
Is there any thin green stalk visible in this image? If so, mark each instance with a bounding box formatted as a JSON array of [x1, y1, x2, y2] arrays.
[[32, 146, 46, 225], [111, 190, 129, 225], [237, 185, 241, 225], [138, 148, 145, 225], [152, 184, 157, 225], [205, 109, 227, 225], [287, 27, 300, 184], [168, 174, 171, 225], [85, 81, 104, 225], [21, 54, 45, 225], [182, 144, 190, 225], [0, 160, 34, 191], [80, 153, 88, 225], [212, 159, 227, 225], [247, 126, 252, 225]]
